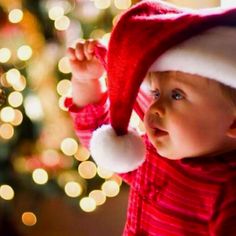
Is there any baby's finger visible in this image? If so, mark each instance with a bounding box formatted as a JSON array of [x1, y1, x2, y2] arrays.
[[75, 42, 85, 61], [67, 47, 76, 60], [84, 41, 94, 60], [87, 40, 98, 54]]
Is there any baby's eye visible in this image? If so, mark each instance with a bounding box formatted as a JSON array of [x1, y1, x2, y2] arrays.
[[171, 89, 185, 100], [150, 89, 160, 100]]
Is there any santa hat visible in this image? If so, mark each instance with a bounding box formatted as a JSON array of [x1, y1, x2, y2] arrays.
[[90, 0, 236, 173]]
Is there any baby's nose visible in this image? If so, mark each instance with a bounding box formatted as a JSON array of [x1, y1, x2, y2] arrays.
[[149, 101, 165, 117]]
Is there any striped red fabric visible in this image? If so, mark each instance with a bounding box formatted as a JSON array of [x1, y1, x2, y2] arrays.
[[65, 91, 236, 235]]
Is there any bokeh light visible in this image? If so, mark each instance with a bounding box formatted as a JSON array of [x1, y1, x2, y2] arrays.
[[0, 48, 11, 63], [58, 96, 69, 111], [10, 109, 23, 126], [79, 197, 96, 212], [0, 184, 14, 200], [64, 181, 82, 198], [6, 69, 21, 86], [57, 79, 71, 96], [89, 190, 106, 206], [48, 6, 64, 20], [60, 137, 78, 156], [24, 95, 44, 121], [17, 45, 33, 61], [74, 146, 90, 162], [114, 0, 132, 9], [32, 168, 48, 185], [97, 166, 113, 179], [22, 212, 37, 226], [8, 91, 23, 107], [0, 123, 14, 140], [94, 0, 111, 9], [8, 9, 23, 23], [12, 75, 27, 91], [58, 57, 71, 74], [54, 16, 70, 31], [78, 161, 97, 179], [0, 106, 15, 123], [101, 180, 120, 197]]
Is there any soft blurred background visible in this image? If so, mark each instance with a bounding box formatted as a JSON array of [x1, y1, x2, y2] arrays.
[[0, 0, 234, 235]]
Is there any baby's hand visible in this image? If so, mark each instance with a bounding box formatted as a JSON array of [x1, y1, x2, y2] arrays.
[[67, 39, 105, 82]]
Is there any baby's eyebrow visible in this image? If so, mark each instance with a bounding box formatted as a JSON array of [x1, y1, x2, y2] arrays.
[[173, 76, 195, 88]]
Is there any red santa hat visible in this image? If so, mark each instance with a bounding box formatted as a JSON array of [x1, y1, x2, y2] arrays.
[[90, 0, 236, 173]]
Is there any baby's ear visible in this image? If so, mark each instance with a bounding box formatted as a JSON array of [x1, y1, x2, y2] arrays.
[[227, 119, 236, 138]]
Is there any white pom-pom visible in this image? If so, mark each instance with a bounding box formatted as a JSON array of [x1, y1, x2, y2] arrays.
[[90, 124, 145, 173]]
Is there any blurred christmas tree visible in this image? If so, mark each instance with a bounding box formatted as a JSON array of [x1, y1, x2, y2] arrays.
[[0, 0, 141, 234]]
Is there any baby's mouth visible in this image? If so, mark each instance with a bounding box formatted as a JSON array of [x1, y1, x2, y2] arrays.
[[151, 127, 168, 137], [155, 129, 168, 137]]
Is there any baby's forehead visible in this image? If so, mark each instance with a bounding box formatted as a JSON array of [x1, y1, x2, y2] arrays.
[[149, 71, 209, 86]]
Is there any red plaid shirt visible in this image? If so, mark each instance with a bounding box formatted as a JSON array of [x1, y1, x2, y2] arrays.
[[65, 90, 236, 236]]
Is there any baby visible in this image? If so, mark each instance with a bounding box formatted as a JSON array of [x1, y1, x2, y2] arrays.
[[66, 1, 236, 235]]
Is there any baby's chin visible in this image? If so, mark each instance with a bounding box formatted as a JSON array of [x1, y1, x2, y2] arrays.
[[148, 139, 183, 160], [157, 151, 185, 160]]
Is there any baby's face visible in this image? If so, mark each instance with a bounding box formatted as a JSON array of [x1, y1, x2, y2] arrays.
[[144, 71, 236, 159]]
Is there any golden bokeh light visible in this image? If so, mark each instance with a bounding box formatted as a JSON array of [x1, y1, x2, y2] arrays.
[[8, 9, 23, 23], [58, 96, 68, 111], [22, 212, 37, 226], [57, 79, 71, 96], [110, 174, 123, 186], [0, 184, 14, 200], [97, 166, 113, 179], [12, 75, 27, 91], [0, 106, 15, 123], [0, 123, 14, 140], [0, 48, 11, 63], [8, 91, 23, 107], [54, 16, 70, 31], [74, 145, 90, 162], [89, 190, 106, 206], [60, 137, 78, 156], [114, 0, 131, 9], [24, 95, 44, 121], [101, 180, 120, 197], [0, 74, 11, 88], [11, 109, 23, 126], [32, 168, 48, 185], [17, 45, 33, 61], [94, 0, 111, 9], [78, 161, 97, 179], [48, 6, 64, 20], [58, 57, 71, 74], [79, 197, 96, 212], [64, 181, 82, 198], [6, 69, 21, 86]]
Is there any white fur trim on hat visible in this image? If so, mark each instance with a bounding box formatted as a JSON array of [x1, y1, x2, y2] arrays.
[[90, 125, 145, 173], [149, 26, 236, 88]]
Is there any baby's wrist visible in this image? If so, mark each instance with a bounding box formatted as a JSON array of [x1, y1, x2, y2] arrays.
[[71, 75, 101, 84]]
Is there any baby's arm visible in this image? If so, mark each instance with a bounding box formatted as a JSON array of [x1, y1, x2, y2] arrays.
[[66, 40, 109, 148], [67, 40, 106, 107]]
